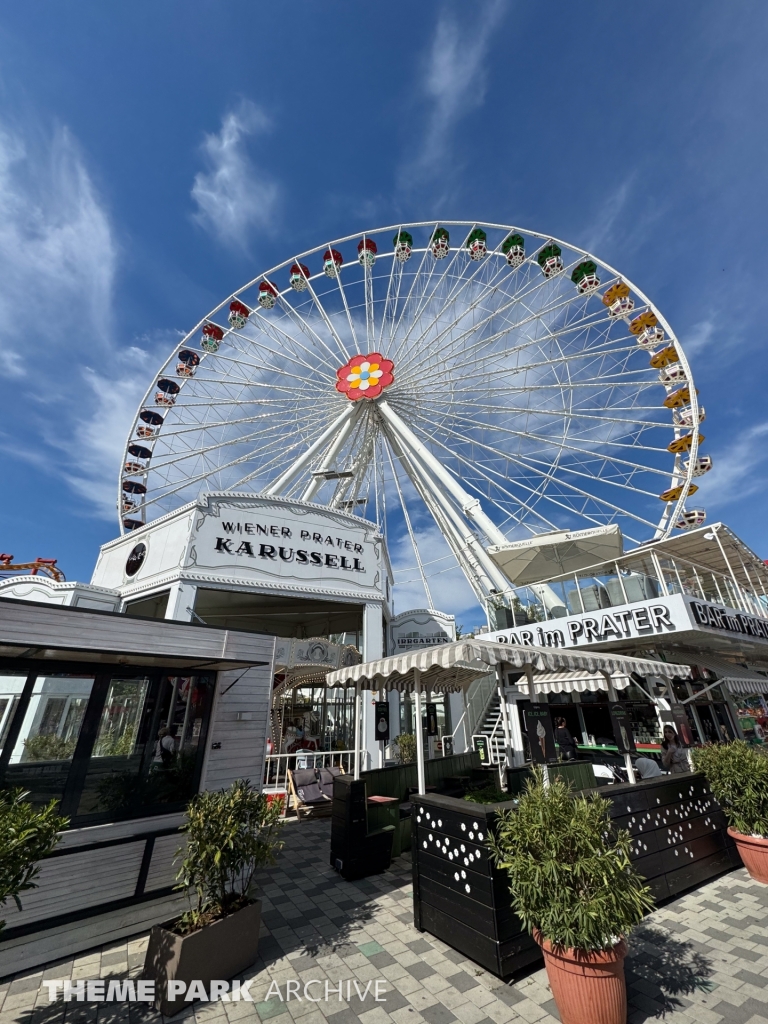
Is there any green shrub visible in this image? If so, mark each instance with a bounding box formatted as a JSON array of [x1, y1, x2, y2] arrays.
[[23, 734, 77, 761], [395, 733, 417, 764], [175, 779, 283, 933], [489, 768, 654, 952], [0, 789, 68, 931], [464, 786, 510, 804], [692, 741, 768, 837]]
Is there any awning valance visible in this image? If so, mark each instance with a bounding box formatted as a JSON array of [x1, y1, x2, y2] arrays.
[[519, 670, 632, 695], [324, 639, 689, 694], [692, 654, 768, 696]]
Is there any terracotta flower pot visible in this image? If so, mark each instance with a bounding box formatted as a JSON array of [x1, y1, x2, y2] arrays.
[[534, 930, 627, 1024], [728, 827, 768, 883]]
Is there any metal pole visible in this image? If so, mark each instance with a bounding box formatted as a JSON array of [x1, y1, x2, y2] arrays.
[[414, 669, 426, 796], [524, 664, 548, 787], [603, 671, 636, 785], [353, 682, 362, 780]]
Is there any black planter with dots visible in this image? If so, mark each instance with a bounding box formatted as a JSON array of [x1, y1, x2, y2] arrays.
[[412, 773, 740, 979]]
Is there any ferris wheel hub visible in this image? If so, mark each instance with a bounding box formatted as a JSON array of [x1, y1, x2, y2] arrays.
[[335, 353, 395, 401]]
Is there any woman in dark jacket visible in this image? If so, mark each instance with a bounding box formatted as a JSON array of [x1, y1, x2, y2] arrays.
[[554, 716, 578, 761]]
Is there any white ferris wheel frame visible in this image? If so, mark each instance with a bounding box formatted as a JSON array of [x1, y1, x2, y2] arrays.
[[119, 221, 702, 610]]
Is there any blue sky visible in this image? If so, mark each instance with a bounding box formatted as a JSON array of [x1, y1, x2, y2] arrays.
[[0, 1, 767, 627]]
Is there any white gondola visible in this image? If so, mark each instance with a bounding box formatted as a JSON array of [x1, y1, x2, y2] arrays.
[[675, 509, 707, 530]]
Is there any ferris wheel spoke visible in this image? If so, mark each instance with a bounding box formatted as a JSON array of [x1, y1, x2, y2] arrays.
[[147, 409, 334, 474], [408, 403, 669, 487], [327, 250, 361, 353], [273, 282, 350, 371], [394, 252, 600, 377], [387, 233, 441, 353], [394, 291, 633, 390], [378, 233, 405, 348], [410, 394, 669, 431], [416, 418, 659, 534], [227, 308, 340, 380], [395, 227, 512, 361], [384, 443, 433, 607], [389, 229, 470, 364]]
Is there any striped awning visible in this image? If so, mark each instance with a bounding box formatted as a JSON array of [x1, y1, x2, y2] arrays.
[[520, 671, 632, 695], [324, 639, 689, 694], [687, 654, 768, 696]]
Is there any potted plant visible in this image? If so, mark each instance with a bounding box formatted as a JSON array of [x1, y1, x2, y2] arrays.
[[692, 740, 768, 882], [490, 769, 654, 1024], [0, 788, 66, 931], [395, 732, 417, 764], [144, 779, 283, 1016]]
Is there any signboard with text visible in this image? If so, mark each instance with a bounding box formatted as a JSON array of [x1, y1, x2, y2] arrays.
[[521, 702, 558, 763], [609, 703, 637, 753]]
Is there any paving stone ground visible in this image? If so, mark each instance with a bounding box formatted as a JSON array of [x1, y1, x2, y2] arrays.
[[3, 818, 768, 1024]]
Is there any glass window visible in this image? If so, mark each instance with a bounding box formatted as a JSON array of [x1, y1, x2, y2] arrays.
[[0, 672, 28, 759], [3, 674, 96, 807], [74, 674, 213, 821]]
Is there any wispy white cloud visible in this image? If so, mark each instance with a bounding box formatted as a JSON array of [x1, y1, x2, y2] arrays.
[[680, 318, 716, 357], [582, 176, 635, 255], [191, 100, 279, 248], [402, 0, 507, 192], [0, 114, 170, 525], [0, 123, 115, 374], [703, 420, 768, 509]]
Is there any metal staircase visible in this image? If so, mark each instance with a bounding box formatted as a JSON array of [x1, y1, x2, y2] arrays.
[[475, 692, 508, 764]]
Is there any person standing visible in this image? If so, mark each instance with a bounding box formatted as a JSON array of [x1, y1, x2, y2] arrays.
[[661, 725, 689, 774], [554, 716, 578, 762]]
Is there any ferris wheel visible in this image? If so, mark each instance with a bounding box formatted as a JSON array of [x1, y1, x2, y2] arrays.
[[120, 221, 710, 609]]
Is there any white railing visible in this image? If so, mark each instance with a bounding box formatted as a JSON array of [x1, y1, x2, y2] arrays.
[[262, 749, 358, 792], [452, 672, 497, 749]]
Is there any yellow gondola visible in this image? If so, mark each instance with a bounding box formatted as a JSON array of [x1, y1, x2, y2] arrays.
[[663, 386, 696, 409], [659, 483, 699, 502], [629, 310, 658, 335], [667, 432, 704, 454], [649, 346, 679, 369]]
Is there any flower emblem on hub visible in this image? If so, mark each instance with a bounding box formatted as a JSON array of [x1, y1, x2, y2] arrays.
[[336, 353, 394, 401]]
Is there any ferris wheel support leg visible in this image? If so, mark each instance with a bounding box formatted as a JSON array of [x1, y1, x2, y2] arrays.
[[384, 427, 511, 605], [300, 404, 363, 503], [377, 401, 508, 548], [264, 404, 356, 498]]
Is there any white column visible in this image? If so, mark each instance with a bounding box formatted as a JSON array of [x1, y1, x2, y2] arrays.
[[524, 664, 549, 786], [413, 669, 426, 795], [448, 691, 467, 753], [353, 682, 362, 780], [604, 671, 636, 785], [507, 693, 525, 767], [165, 580, 197, 622], [362, 603, 384, 772]]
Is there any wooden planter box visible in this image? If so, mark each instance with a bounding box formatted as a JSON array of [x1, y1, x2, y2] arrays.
[[412, 773, 740, 979], [143, 899, 262, 1016]]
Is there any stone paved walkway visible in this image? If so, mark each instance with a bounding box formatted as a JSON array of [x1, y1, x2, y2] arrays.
[[2, 819, 768, 1024]]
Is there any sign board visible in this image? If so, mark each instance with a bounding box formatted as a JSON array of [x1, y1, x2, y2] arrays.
[[473, 735, 490, 765], [521, 702, 557, 763], [442, 736, 454, 756], [425, 703, 438, 737], [671, 706, 695, 747], [374, 701, 390, 744], [92, 493, 393, 604], [609, 703, 637, 753], [389, 608, 456, 654], [480, 593, 768, 652]]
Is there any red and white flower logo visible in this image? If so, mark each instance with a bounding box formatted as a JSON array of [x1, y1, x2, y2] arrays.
[[336, 353, 394, 401]]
